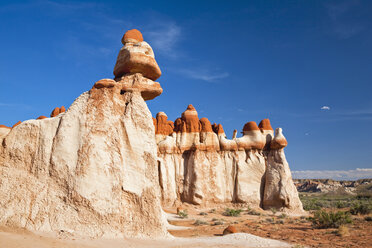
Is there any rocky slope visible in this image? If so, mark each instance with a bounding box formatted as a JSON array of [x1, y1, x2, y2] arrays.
[[294, 178, 372, 194], [0, 28, 303, 239]]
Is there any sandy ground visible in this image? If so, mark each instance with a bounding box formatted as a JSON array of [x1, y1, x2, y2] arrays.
[[0, 227, 290, 248], [0, 211, 291, 248]]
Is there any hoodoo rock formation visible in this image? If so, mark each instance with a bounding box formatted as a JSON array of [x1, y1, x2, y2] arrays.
[[155, 106, 303, 212], [0, 29, 168, 238], [0, 28, 303, 239]]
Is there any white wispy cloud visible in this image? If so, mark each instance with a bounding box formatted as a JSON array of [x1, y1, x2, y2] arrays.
[[176, 68, 229, 82], [144, 22, 181, 57], [292, 168, 372, 180], [321, 106, 331, 110], [325, 1, 364, 39]]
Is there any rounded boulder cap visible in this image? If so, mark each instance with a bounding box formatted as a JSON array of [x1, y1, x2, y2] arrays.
[[258, 118, 273, 131], [243, 121, 260, 132], [121, 29, 144, 44]]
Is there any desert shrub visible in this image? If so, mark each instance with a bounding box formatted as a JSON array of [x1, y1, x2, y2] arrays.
[[247, 209, 261, 216], [211, 218, 219, 221], [336, 225, 350, 237], [177, 210, 188, 219], [356, 183, 372, 199], [199, 212, 208, 216], [265, 217, 274, 223], [349, 201, 372, 215], [223, 208, 243, 217], [310, 210, 352, 228], [364, 216, 372, 221], [335, 200, 349, 209], [193, 220, 208, 225], [212, 221, 224, 225], [270, 208, 277, 215], [302, 199, 328, 211], [209, 208, 216, 213], [279, 213, 287, 219]]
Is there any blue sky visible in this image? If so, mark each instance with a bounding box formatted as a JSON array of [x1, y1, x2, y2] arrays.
[[0, 0, 371, 179]]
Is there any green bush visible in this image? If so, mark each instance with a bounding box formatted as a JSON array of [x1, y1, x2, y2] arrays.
[[349, 201, 372, 215], [279, 213, 287, 219], [310, 210, 352, 228], [247, 209, 261, 216], [223, 208, 243, 217], [302, 199, 323, 211], [177, 210, 188, 219], [356, 183, 372, 199], [270, 208, 277, 215], [335, 201, 348, 209]]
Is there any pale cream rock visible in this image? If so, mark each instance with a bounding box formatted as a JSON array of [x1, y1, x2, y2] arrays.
[[113, 40, 161, 81], [270, 128, 288, 149], [235, 130, 265, 150], [0, 85, 168, 238], [263, 149, 304, 212], [0, 127, 11, 144]]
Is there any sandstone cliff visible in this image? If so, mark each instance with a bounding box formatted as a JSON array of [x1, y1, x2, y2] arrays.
[[154, 107, 303, 212], [0, 29, 167, 238]]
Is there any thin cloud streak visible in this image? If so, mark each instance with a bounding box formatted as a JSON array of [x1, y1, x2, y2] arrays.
[[144, 22, 181, 57], [176, 69, 229, 82], [292, 168, 372, 180], [321, 106, 330, 110]]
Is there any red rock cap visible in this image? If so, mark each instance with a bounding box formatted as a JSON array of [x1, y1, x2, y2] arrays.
[[121, 29, 144, 44], [50, 107, 60, 118], [155, 112, 174, 135], [181, 104, 200, 133], [60, 106, 66, 113], [36, 116, 47, 120], [212, 123, 224, 135], [200, 118, 213, 132], [243, 121, 260, 132], [173, 118, 183, 133], [258, 119, 273, 131]]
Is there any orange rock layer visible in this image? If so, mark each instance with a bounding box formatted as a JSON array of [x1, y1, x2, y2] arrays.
[[0, 124, 11, 129], [154, 105, 286, 152]]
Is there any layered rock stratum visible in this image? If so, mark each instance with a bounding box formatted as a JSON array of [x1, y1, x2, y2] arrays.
[[0, 28, 303, 239], [154, 107, 303, 211]]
